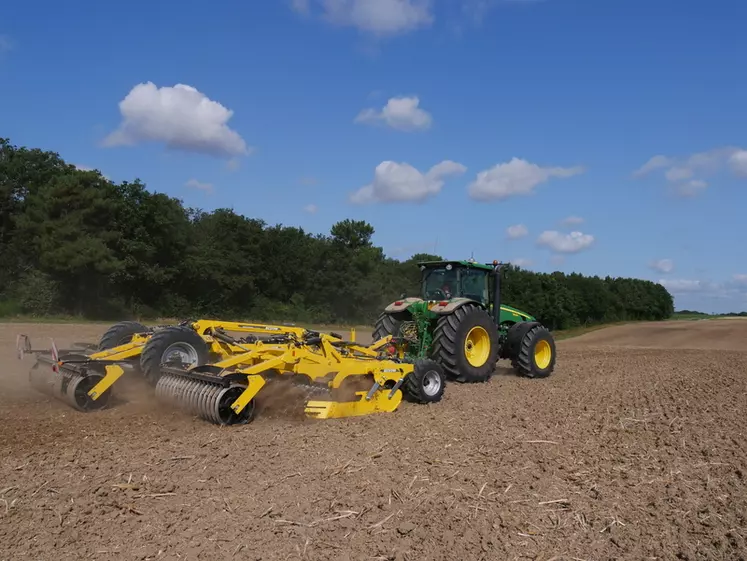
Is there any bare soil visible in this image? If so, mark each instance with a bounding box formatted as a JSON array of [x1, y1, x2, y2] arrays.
[[1, 320, 746, 561]]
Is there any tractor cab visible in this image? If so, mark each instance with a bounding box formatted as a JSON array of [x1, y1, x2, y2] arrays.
[[418, 260, 492, 306]]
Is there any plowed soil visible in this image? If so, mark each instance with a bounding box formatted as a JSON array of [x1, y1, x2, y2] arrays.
[[1, 319, 746, 561]]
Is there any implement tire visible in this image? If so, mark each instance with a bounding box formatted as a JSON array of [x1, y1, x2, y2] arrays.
[[431, 304, 499, 383], [98, 321, 149, 350], [140, 326, 210, 386], [511, 324, 556, 379], [403, 359, 446, 404]]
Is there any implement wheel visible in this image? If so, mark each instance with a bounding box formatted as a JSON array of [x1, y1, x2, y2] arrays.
[[403, 359, 446, 403], [98, 320, 148, 350], [140, 326, 210, 386], [511, 324, 556, 378], [431, 304, 499, 383]]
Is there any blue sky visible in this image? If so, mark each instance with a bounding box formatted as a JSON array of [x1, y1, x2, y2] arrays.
[[1, 0, 746, 313]]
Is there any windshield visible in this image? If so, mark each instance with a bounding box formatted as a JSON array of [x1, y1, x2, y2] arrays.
[[422, 267, 458, 300]]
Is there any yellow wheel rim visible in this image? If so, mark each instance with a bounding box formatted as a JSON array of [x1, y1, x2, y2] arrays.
[[464, 326, 491, 367], [534, 340, 552, 370]]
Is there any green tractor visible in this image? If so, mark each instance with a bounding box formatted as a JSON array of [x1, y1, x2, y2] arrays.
[[373, 259, 556, 385]]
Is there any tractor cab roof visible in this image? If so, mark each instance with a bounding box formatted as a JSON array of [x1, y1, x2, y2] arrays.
[[416, 259, 497, 272]]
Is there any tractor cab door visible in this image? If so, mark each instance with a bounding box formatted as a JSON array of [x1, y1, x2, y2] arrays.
[[421, 267, 459, 300], [460, 267, 490, 307]]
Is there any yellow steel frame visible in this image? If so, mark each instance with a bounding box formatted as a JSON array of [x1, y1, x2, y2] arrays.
[[168, 331, 412, 420], [52, 319, 396, 407]]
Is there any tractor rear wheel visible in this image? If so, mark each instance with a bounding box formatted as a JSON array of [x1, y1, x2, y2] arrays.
[[372, 311, 408, 343], [431, 304, 499, 383], [140, 326, 210, 386], [511, 324, 556, 378], [403, 359, 446, 403], [98, 321, 149, 350]]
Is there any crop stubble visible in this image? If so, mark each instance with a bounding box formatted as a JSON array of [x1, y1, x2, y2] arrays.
[[0, 320, 746, 560]]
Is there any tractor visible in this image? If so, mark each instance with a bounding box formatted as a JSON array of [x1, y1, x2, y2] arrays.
[[373, 259, 556, 383]]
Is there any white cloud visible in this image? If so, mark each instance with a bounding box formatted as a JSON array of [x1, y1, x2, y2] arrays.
[[291, 0, 311, 14], [633, 146, 747, 197], [660, 279, 707, 293], [664, 166, 693, 182], [560, 215, 584, 227], [468, 157, 585, 202], [537, 230, 594, 254], [299, 0, 434, 36], [354, 96, 433, 131], [633, 155, 673, 178], [649, 258, 674, 274], [74, 164, 111, 180], [660, 276, 747, 300], [103, 82, 251, 159], [510, 257, 533, 268], [673, 179, 708, 197], [350, 159, 466, 204], [185, 178, 214, 194], [729, 150, 747, 177], [303, 203, 318, 213], [506, 224, 528, 239]]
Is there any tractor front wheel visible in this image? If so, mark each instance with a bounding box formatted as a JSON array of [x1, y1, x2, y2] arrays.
[[431, 304, 499, 383], [511, 324, 556, 378]]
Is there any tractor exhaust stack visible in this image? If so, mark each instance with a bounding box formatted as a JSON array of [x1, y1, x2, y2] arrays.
[[491, 260, 503, 326]]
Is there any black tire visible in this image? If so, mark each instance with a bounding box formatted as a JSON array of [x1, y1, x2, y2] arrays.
[[98, 321, 149, 351], [372, 311, 408, 342], [139, 326, 210, 386], [402, 359, 446, 403], [511, 325, 556, 378], [431, 304, 499, 383]]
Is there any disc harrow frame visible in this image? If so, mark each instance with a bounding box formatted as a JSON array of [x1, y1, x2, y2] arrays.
[[15, 321, 406, 415], [154, 330, 445, 426]]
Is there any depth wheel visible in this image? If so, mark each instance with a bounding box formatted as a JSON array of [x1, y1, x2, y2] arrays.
[[431, 304, 499, 383], [214, 386, 256, 426], [66, 373, 112, 412], [512, 325, 556, 378], [403, 359, 446, 403], [140, 326, 210, 386]]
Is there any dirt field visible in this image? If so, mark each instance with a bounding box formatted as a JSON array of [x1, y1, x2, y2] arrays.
[[1, 320, 746, 561]]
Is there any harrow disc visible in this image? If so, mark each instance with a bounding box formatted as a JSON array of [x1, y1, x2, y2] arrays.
[[155, 372, 255, 426], [28, 358, 112, 412]]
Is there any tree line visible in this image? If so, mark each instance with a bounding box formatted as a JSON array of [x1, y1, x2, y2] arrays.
[[0, 137, 675, 329]]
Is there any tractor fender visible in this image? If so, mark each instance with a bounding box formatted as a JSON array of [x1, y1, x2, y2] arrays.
[[428, 298, 482, 315], [384, 297, 423, 313], [501, 321, 542, 360]]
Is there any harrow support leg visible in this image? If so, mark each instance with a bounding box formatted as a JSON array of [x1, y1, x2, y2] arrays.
[[87, 365, 126, 401], [28, 359, 122, 412], [229, 375, 266, 416]]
